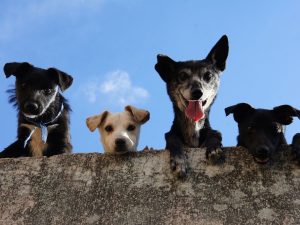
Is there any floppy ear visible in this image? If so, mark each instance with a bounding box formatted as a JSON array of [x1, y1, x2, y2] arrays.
[[273, 105, 300, 125], [86, 111, 109, 132], [225, 103, 254, 123], [4, 62, 33, 78], [154, 54, 176, 83], [206, 35, 229, 71], [47, 68, 73, 92], [125, 105, 150, 124]]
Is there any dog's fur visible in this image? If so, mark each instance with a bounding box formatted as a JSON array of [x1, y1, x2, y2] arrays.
[[155, 35, 229, 177], [86, 105, 150, 154], [0, 62, 73, 158], [225, 103, 300, 163], [292, 133, 300, 163]]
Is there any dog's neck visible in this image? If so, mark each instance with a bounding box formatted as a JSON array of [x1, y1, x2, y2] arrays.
[[173, 106, 206, 147]]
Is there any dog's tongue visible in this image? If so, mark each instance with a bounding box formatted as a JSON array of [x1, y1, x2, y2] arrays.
[[185, 100, 205, 122]]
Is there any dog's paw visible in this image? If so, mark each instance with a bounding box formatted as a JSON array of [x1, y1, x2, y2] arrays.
[[205, 147, 225, 163], [170, 154, 187, 178]]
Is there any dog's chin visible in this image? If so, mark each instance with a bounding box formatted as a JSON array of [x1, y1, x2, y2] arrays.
[[114, 147, 132, 155]]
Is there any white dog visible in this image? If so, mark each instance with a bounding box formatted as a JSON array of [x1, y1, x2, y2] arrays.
[[86, 105, 150, 154]]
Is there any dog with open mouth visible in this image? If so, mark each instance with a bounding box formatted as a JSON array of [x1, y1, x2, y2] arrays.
[[225, 103, 300, 163], [0, 62, 73, 158], [86, 105, 150, 154], [155, 35, 229, 177]]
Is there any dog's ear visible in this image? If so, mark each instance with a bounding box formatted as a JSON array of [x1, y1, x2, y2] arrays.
[[4, 62, 33, 78], [206, 35, 229, 71], [225, 103, 254, 123], [273, 105, 300, 125], [155, 54, 176, 82], [47, 68, 73, 92], [86, 111, 110, 132], [125, 105, 150, 124]]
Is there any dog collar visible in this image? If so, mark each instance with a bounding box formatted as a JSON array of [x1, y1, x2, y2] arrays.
[[23, 103, 64, 148]]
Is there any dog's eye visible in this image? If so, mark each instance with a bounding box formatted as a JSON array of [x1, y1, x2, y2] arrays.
[[43, 89, 53, 95], [247, 126, 255, 132], [20, 83, 27, 88], [127, 125, 136, 131], [203, 72, 212, 82], [178, 72, 189, 82], [105, 125, 113, 132]]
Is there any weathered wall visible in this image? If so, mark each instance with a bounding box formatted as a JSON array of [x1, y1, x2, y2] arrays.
[[0, 147, 299, 225]]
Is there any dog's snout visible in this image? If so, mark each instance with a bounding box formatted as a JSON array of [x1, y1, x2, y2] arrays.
[[24, 102, 39, 114], [256, 146, 269, 158], [191, 89, 203, 100], [115, 138, 126, 146]]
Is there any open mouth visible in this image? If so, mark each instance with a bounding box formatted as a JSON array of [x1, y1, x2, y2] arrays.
[[184, 99, 207, 122]]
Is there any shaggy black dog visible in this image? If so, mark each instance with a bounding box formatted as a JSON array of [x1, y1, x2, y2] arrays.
[[0, 62, 73, 158]]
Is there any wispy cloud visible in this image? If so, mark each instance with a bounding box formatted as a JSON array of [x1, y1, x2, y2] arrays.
[[81, 70, 149, 106], [0, 0, 105, 41]]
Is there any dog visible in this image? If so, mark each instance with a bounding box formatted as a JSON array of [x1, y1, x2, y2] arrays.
[[225, 103, 300, 163], [86, 105, 150, 154], [0, 62, 73, 158], [155, 35, 229, 177]]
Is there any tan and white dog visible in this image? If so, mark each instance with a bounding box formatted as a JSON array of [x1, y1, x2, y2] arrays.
[[86, 105, 150, 154]]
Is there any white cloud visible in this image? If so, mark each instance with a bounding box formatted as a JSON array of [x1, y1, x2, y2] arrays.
[[81, 70, 149, 106]]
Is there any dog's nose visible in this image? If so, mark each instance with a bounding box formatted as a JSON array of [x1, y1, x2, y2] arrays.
[[24, 102, 39, 114], [115, 138, 126, 146], [255, 146, 269, 158], [191, 89, 203, 100]]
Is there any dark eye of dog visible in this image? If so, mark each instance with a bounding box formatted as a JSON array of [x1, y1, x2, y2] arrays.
[[105, 125, 113, 132], [20, 83, 27, 89], [203, 72, 212, 82], [43, 89, 53, 95], [127, 125, 136, 131], [178, 71, 189, 82], [247, 125, 255, 132]]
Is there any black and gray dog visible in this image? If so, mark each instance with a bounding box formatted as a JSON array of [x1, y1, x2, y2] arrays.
[[0, 62, 73, 158], [155, 35, 229, 177], [225, 103, 300, 163]]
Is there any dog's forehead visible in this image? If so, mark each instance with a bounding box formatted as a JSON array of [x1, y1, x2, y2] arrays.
[[246, 109, 275, 124], [105, 112, 135, 125], [176, 60, 212, 73], [17, 67, 53, 82]]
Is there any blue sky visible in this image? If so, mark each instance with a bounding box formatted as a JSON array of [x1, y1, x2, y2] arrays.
[[1, 0, 300, 153]]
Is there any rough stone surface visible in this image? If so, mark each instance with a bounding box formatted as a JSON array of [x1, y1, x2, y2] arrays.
[[0, 147, 300, 225]]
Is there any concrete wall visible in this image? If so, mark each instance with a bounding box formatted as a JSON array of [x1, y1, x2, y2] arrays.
[[0, 147, 299, 225]]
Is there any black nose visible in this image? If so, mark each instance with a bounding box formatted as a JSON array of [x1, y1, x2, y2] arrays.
[[24, 102, 39, 114], [115, 138, 126, 146], [256, 146, 269, 158], [191, 89, 203, 100]]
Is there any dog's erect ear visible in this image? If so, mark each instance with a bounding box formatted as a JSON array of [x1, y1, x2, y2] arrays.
[[47, 68, 73, 92], [206, 35, 229, 71], [4, 62, 33, 78], [154, 54, 176, 83], [225, 103, 254, 123], [273, 105, 300, 125], [86, 111, 109, 132], [125, 105, 150, 124]]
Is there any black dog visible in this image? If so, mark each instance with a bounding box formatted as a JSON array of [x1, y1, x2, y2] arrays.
[[0, 62, 73, 158], [155, 35, 229, 177], [225, 103, 300, 163]]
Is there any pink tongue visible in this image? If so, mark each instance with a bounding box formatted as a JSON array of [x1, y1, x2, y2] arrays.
[[185, 100, 205, 122]]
